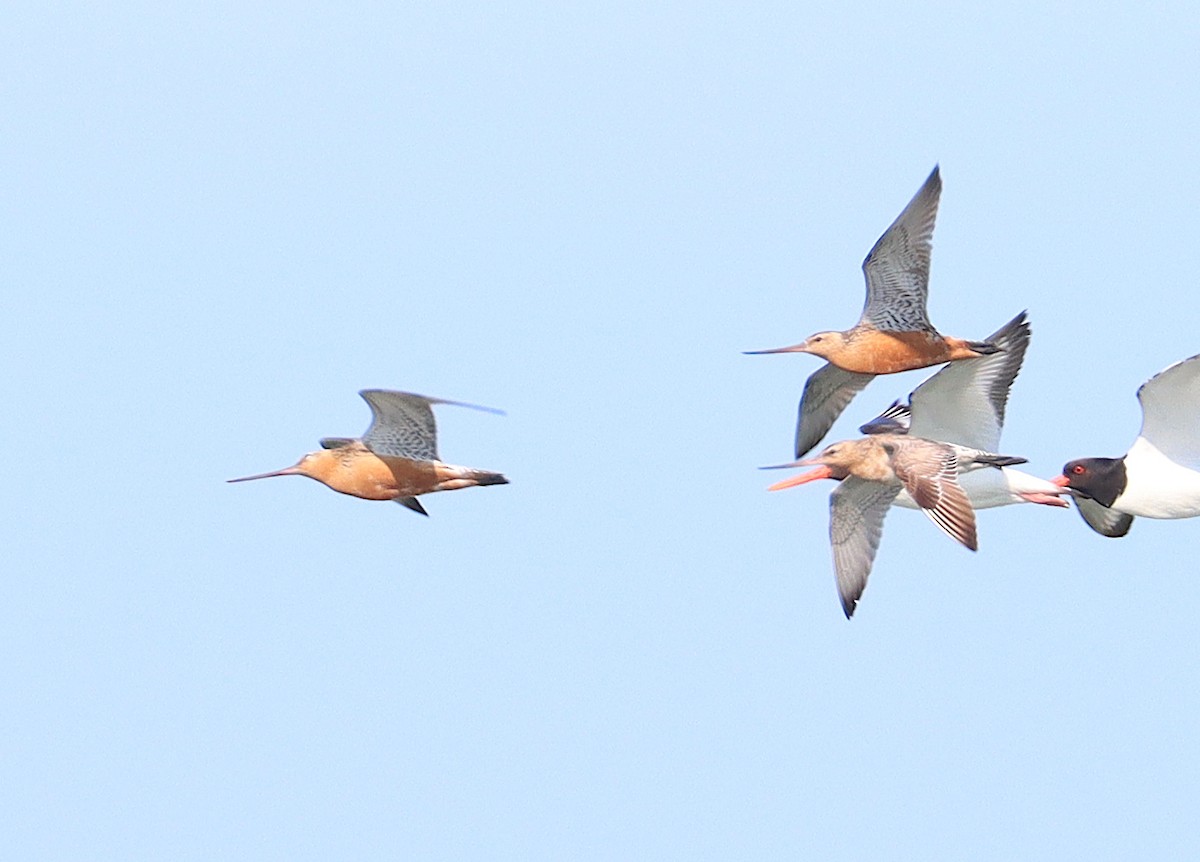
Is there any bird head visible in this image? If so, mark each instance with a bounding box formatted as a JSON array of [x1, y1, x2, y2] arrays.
[[744, 330, 847, 360], [227, 450, 335, 485]]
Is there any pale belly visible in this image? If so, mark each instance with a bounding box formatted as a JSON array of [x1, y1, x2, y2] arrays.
[[1116, 443, 1200, 519], [892, 467, 1061, 510]]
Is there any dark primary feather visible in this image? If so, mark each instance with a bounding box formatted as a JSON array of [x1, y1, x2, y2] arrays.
[[396, 496, 430, 516], [1074, 498, 1134, 538], [859, 400, 911, 435]]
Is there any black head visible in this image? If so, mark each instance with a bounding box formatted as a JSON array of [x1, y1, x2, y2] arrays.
[[1060, 457, 1127, 508]]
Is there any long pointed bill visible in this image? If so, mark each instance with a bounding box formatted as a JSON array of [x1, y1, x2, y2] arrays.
[[767, 465, 834, 491], [227, 465, 304, 483], [743, 343, 808, 355]]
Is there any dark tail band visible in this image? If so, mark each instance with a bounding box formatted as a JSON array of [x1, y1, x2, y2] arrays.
[[967, 340, 1003, 356], [980, 454, 1028, 468]]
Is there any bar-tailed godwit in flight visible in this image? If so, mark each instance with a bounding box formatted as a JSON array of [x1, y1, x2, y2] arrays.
[[1051, 354, 1200, 537], [766, 435, 1027, 617], [747, 166, 1005, 458], [857, 310, 1067, 510], [228, 390, 508, 515]]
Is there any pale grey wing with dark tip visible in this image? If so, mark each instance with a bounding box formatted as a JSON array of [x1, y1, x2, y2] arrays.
[[1074, 497, 1134, 538], [829, 478, 902, 618], [858, 166, 941, 334], [1135, 353, 1200, 469], [795, 364, 876, 458], [360, 390, 441, 461], [396, 496, 430, 517], [888, 441, 978, 551], [905, 310, 1031, 451], [907, 309, 1032, 449]]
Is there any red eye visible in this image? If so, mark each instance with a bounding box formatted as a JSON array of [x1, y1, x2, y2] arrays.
[[1072, 464, 1085, 475]]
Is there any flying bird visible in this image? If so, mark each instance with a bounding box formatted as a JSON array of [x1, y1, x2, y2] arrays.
[[747, 165, 1003, 458], [857, 310, 1067, 509], [767, 435, 1027, 617], [228, 390, 508, 514], [1051, 354, 1200, 537]]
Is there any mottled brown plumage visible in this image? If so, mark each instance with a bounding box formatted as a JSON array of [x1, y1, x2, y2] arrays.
[[767, 434, 1026, 616]]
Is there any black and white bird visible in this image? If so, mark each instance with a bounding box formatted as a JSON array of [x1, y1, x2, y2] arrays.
[[1052, 354, 1200, 537]]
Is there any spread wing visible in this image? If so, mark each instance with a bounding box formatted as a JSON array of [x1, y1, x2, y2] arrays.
[[1135, 354, 1200, 468], [1074, 497, 1134, 538], [829, 477, 902, 618], [359, 389, 504, 461], [888, 440, 978, 551], [904, 310, 1030, 450], [858, 166, 941, 333], [360, 390, 441, 461], [795, 364, 876, 458]]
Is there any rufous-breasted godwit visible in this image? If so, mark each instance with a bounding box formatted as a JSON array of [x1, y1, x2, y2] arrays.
[[229, 389, 508, 515]]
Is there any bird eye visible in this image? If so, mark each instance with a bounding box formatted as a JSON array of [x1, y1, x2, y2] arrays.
[[812, 336, 823, 343], [1071, 464, 1085, 475]]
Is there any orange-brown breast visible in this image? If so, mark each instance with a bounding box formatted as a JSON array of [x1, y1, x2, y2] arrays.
[[833, 329, 954, 374], [378, 456, 442, 497], [306, 449, 439, 500]]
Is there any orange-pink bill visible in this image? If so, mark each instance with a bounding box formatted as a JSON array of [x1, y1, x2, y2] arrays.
[[767, 464, 834, 491]]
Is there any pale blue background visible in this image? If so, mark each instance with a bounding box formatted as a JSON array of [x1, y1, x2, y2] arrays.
[[4, 3, 1199, 859]]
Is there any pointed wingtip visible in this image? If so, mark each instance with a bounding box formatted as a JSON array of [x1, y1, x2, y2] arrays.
[[360, 389, 507, 416], [396, 496, 430, 516], [925, 164, 942, 190]]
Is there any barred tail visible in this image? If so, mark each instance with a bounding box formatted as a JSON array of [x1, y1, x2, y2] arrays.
[[434, 466, 510, 491]]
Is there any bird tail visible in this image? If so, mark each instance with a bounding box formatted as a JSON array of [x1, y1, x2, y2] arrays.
[[434, 465, 510, 491], [966, 339, 1003, 355], [977, 453, 1028, 469]]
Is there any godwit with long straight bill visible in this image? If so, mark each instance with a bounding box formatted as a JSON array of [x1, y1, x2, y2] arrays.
[[747, 166, 1009, 458], [766, 434, 1026, 617], [229, 389, 508, 515]]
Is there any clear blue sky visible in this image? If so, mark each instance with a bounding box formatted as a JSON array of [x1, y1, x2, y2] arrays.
[[4, 3, 1199, 859]]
